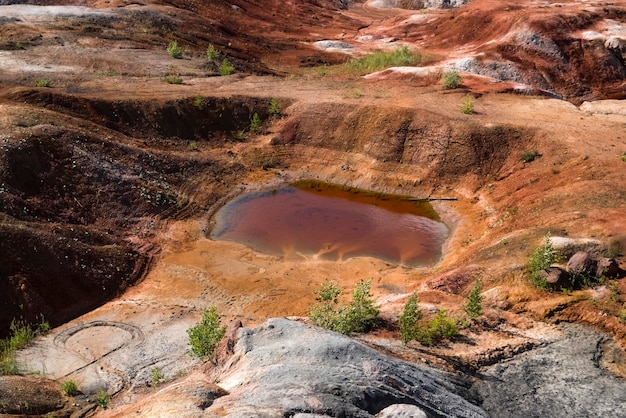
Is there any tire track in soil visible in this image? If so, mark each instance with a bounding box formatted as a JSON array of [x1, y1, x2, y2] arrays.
[[53, 321, 145, 396]]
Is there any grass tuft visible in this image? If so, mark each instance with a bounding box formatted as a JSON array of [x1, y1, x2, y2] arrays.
[[345, 46, 423, 74]]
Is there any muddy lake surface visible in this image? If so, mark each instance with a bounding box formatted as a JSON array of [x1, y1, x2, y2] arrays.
[[211, 182, 448, 267]]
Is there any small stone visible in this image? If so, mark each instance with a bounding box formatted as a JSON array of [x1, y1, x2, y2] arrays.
[[596, 258, 620, 279], [566, 251, 597, 277]]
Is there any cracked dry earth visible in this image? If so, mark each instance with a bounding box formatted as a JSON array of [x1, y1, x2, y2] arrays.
[[1, 0, 626, 417]]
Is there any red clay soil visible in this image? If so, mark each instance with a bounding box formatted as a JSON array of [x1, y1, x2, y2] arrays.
[[0, 0, 625, 414]]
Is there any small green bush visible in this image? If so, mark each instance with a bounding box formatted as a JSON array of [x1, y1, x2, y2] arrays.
[[207, 44, 219, 61], [167, 40, 182, 59], [620, 153, 626, 162], [310, 279, 379, 334], [460, 95, 474, 114], [527, 233, 557, 289], [442, 69, 462, 89], [60, 381, 78, 396], [521, 150, 541, 163], [417, 309, 458, 346], [249, 112, 262, 132], [151, 366, 164, 386], [96, 390, 108, 409], [269, 98, 281, 118], [399, 292, 422, 344], [219, 59, 234, 76], [35, 78, 51, 88], [163, 74, 183, 84], [464, 279, 483, 320], [187, 306, 226, 359], [193, 94, 207, 109]]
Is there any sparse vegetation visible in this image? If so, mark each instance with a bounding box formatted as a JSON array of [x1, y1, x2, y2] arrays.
[[187, 306, 226, 359], [1, 316, 49, 375], [460, 95, 474, 114], [619, 306, 626, 324], [249, 112, 262, 132], [96, 390, 108, 409], [442, 69, 462, 89], [310, 279, 379, 334], [151, 366, 164, 386], [269, 98, 281, 118], [399, 292, 422, 344], [346, 46, 421, 74], [193, 94, 207, 109], [219, 58, 234, 76], [464, 279, 483, 320], [207, 44, 219, 61], [188, 141, 198, 151], [60, 380, 78, 396], [621, 152, 626, 162], [166, 40, 182, 59], [163, 73, 183, 84], [34, 78, 51, 88], [235, 130, 247, 142], [521, 150, 541, 163], [418, 309, 459, 346], [527, 232, 557, 289]]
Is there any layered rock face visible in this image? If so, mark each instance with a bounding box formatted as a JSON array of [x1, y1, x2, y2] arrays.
[[474, 324, 626, 418], [208, 318, 487, 418]]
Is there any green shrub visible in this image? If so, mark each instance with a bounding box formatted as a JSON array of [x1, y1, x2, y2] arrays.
[[207, 44, 219, 61], [527, 232, 557, 289], [310, 280, 342, 330], [193, 94, 207, 109], [60, 381, 78, 396], [442, 69, 462, 89], [219, 59, 234, 76], [268, 98, 281, 118], [163, 74, 183, 84], [310, 279, 379, 334], [151, 366, 164, 386], [187, 306, 226, 359], [464, 279, 483, 320], [35, 78, 51, 88], [460, 95, 474, 114], [249, 112, 262, 132], [96, 390, 108, 409], [1, 317, 49, 375], [399, 292, 422, 344], [417, 309, 458, 346], [346, 46, 421, 74], [166, 40, 182, 59], [235, 130, 247, 142], [521, 150, 541, 163]]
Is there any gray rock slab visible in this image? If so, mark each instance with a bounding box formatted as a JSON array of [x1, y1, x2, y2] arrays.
[[209, 318, 487, 418], [474, 323, 626, 418]]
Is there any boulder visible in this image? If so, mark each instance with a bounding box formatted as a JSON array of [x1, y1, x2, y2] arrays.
[[376, 404, 428, 417], [566, 251, 597, 277], [207, 318, 487, 417], [596, 258, 621, 279], [538, 267, 572, 291]]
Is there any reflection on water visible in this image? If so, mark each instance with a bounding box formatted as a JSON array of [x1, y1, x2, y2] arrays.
[[211, 183, 448, 267]]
